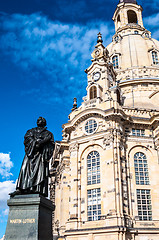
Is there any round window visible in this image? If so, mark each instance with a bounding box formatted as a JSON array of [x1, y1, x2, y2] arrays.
[[85, 119, 97, 134]]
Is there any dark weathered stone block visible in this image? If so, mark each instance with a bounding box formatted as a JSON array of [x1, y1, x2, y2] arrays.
[[5, 194, 55, 240]]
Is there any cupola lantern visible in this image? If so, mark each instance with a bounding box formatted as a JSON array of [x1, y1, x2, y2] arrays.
[[113, 0, 143, 31]]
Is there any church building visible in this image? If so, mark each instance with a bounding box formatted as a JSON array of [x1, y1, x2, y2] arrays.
[[50, 0, 159, 239]]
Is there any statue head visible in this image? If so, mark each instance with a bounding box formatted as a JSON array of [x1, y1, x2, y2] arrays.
[[37, 117, 47, 127]]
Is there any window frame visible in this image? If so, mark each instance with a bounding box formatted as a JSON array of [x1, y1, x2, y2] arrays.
[[84, 118, 98, 135], [87, 151, 100, 185], [132, 128, 145, 137], [152, 51, 159, 65], [127, 10, 138, 24], [87, 188, 101, 221], [136, 189, 152, 221], [112, 55, 119, 69], [134, 30, 139, 34], [134, 152, 150, 185], [145, 33, 149, 38], [90, 86, 97, 100]]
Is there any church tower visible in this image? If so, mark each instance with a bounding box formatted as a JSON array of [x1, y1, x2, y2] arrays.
[[50, 1, 159, 239], [108, 0, 159, 109]]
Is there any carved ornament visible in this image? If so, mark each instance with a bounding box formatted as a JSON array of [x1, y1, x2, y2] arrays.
[[52, 142, 61, 166], [103, 133, 114, 147], [69, 142, 79, 152], [62, 131, 70, 141]]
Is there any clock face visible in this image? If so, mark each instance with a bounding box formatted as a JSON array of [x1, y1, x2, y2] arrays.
[[93, 72, 101, 81]]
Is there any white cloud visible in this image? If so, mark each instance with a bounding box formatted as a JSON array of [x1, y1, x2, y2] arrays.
[[2, 209, 9, 216], [0, 180, 16, 209], [143, 13, 159, 40], [0, 153, 13, 179], [0, 153, 15, 226], [0, 13, 114, 105], [144, 13, 159, 27]]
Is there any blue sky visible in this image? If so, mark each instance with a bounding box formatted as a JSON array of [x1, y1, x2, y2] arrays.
[[0, 0, 159, 238]]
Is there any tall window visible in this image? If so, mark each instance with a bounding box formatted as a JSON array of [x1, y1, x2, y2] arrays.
[[112, 55, 119, 69], [117, 15, 121, 29], [137, 189, 152, 221], [90, 86, 97, 100], [87, 188, 101, 221], [116, 89, 121, 105], [152, 51, 159, 65], [134, 152, 149, 185], [87, 151, 100, 185], [127, 10, 137, 24], [117, 14, 120, 22]]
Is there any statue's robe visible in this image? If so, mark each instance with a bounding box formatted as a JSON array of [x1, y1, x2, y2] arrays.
[[16, 127, 54, 197]]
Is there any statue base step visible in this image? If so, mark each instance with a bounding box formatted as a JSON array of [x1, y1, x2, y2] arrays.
[[5, 194, 55, 240]]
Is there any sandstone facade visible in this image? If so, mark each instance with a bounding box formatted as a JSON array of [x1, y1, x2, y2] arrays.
[[50, 1, 159, 239]]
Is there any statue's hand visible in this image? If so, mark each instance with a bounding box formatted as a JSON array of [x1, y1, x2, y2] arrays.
[[36, 139, 42, 148]]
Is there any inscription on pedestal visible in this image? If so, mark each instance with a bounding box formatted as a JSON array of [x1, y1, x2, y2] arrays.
[[10, 219, 35, 224]]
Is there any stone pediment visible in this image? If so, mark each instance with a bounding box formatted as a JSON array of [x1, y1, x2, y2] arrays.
[[63, 107, 130, 133]]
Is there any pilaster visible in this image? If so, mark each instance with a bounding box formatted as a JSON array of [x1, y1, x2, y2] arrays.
[[66, 142, 79, 229]]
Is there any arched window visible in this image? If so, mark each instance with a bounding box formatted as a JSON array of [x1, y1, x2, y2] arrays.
[[152, 51, 159, 65], [116, 89, 121, 105], [117, 14, 120, 22], [90, 86, 97, 100], [117, 14, 121, 29], [112, 55, 119, 69], [134, 152, 149, 185], [87, 151, 100, 185], [127, 10, 137, 24]]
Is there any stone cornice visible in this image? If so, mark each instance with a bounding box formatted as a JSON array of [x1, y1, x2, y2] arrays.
[[123, 107, 159, 125], [63, 106, 159, 134], [62, 107, 130, 133], [85, 61, 108, 74], [119, 77, 159, 87], [116, 24, 145, 34]]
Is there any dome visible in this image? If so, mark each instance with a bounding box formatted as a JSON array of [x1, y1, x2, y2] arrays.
[[107, 29, 159, 81], [107, 34, 159, 76], [107, 33, 159, 110], [107, 30, 159, 110], [108, 0, 159, 110]]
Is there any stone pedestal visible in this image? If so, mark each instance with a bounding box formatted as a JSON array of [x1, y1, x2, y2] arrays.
[[5, 194, 55, 240]]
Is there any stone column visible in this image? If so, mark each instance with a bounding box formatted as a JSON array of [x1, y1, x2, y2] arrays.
[[113, 126, 124, 225], [154, 125, 159, 164], [112, 120, 131, 227]]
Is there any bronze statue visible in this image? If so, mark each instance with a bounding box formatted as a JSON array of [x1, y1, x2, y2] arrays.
[[10, 117, 55, 197]]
